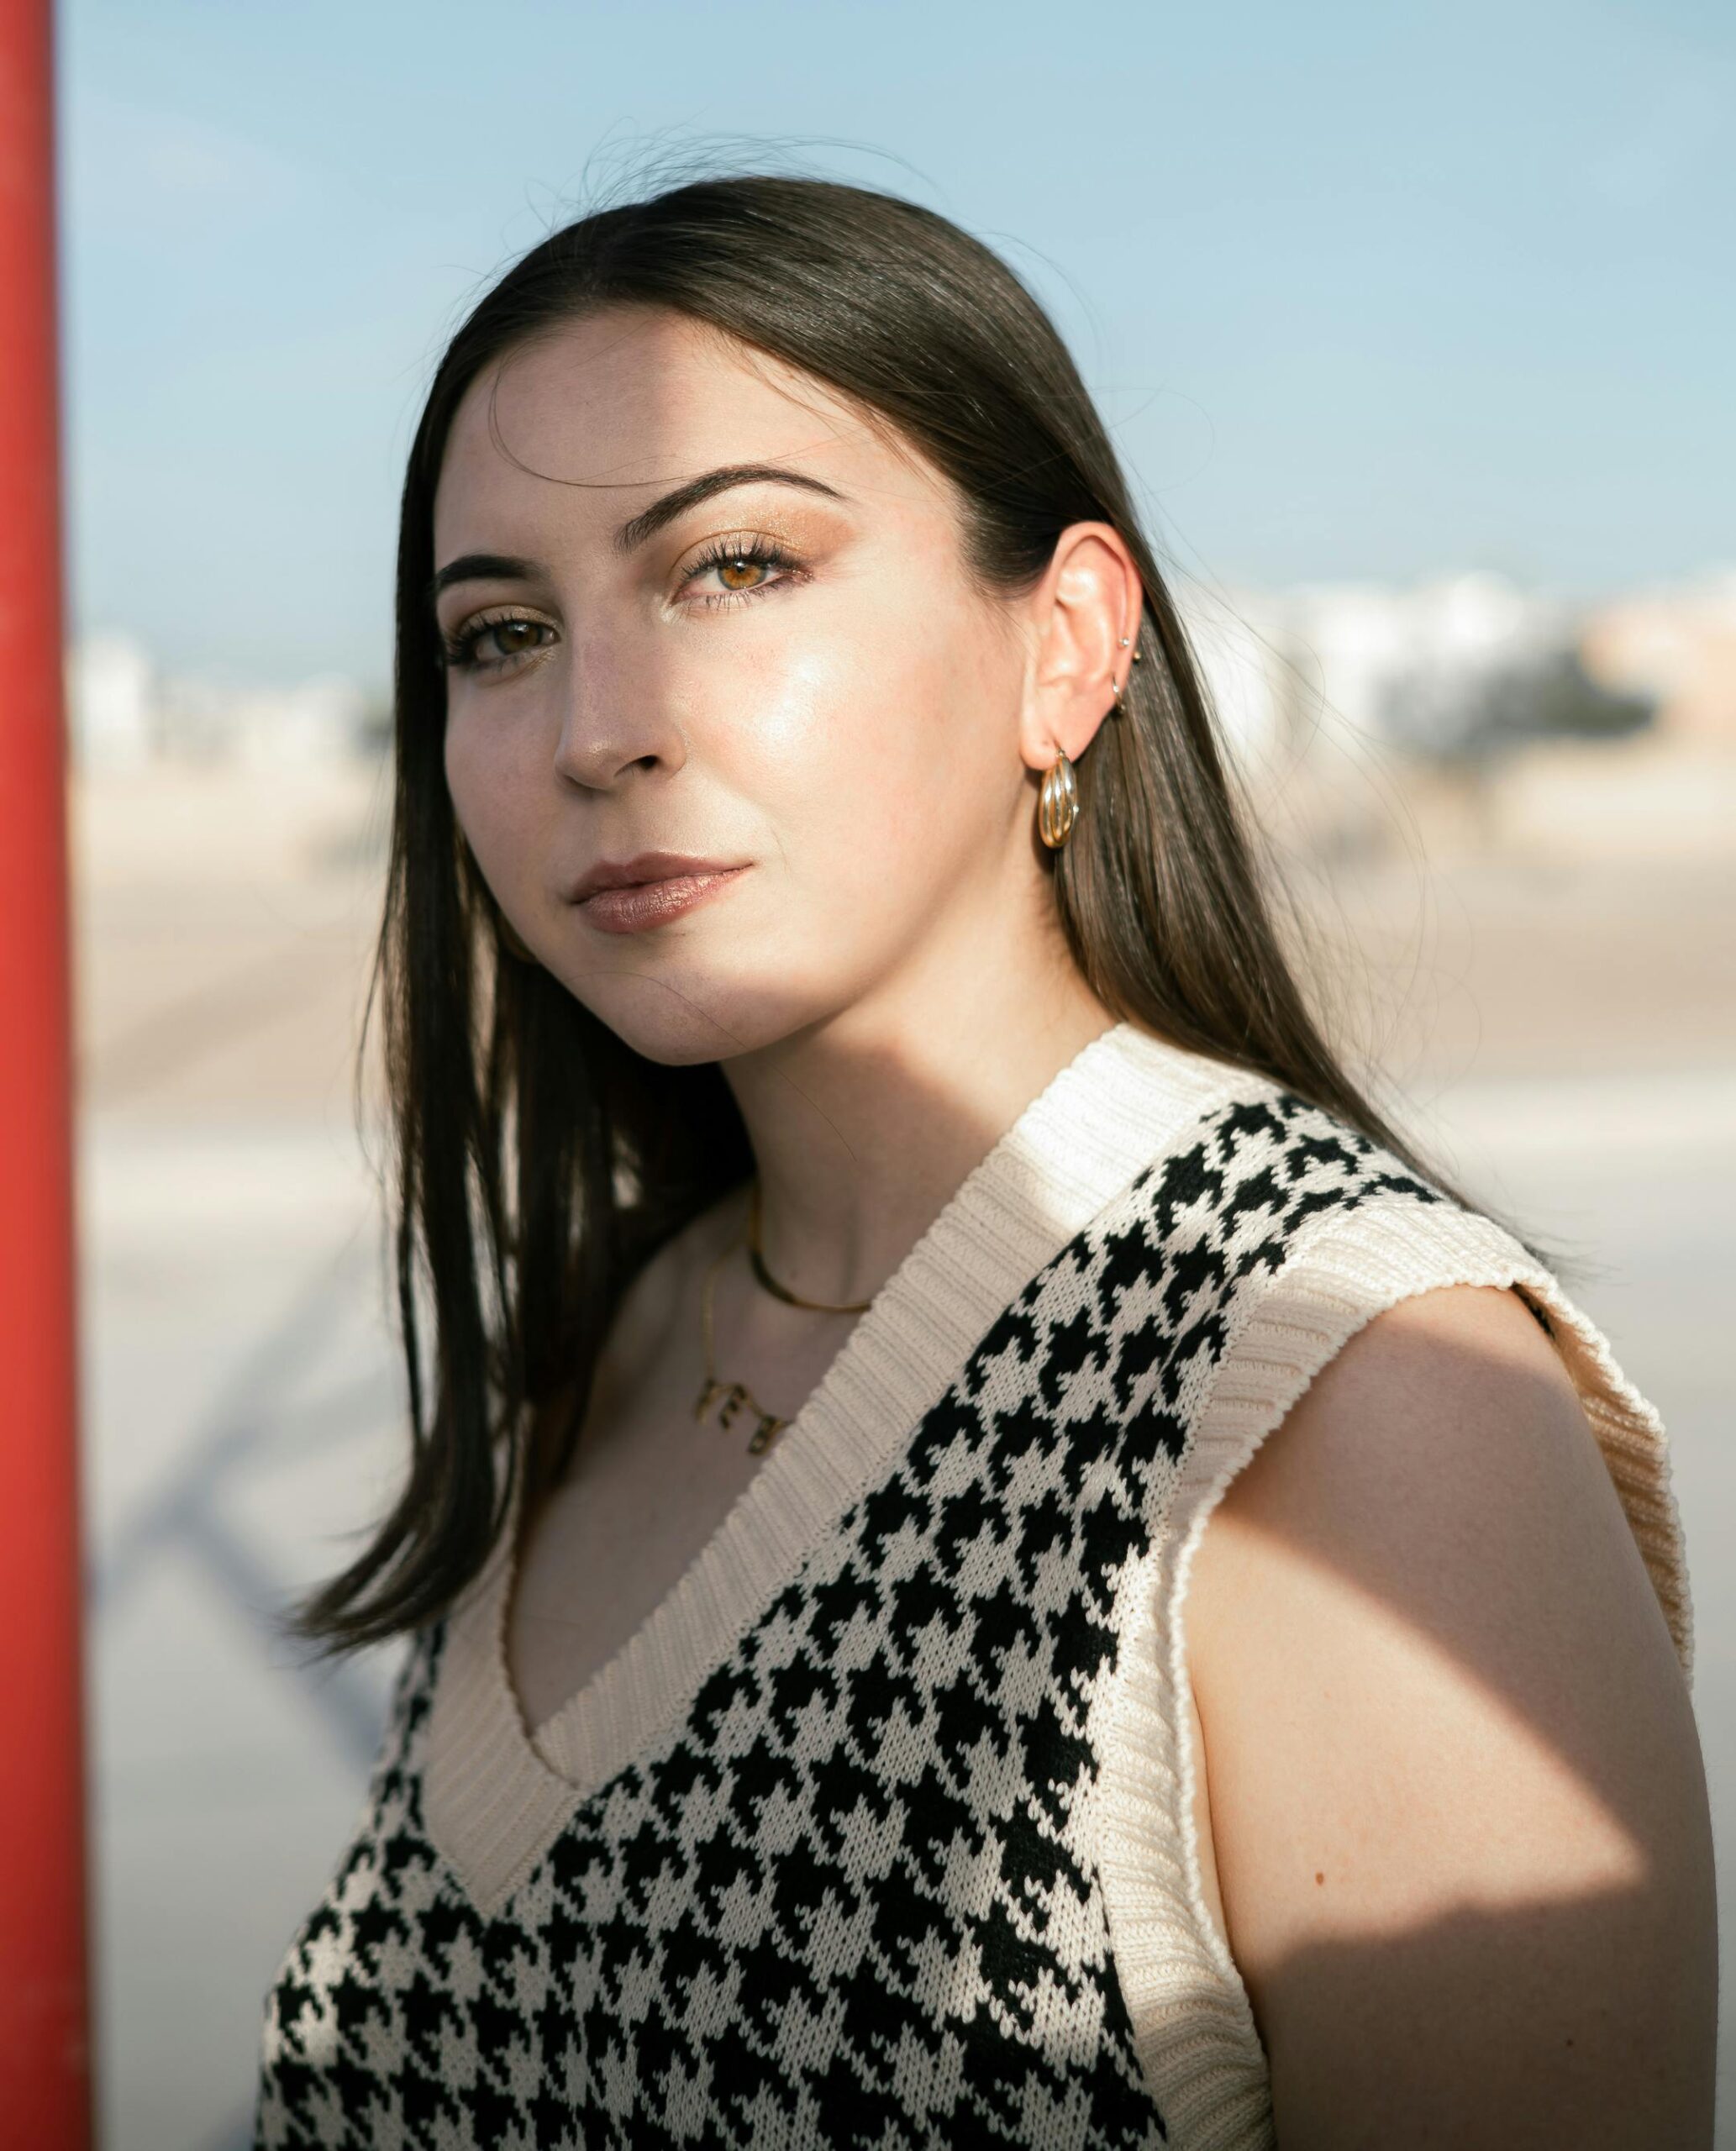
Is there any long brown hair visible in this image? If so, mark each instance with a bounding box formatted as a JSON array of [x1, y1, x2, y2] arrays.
[[287, 171, 1549, 1659]]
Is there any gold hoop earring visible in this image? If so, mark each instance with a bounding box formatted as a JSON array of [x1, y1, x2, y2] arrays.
[[1039, 749, 1079, 849]]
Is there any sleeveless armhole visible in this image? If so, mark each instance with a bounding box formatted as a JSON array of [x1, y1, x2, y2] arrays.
[[1096, 1192, 1696, 2149]]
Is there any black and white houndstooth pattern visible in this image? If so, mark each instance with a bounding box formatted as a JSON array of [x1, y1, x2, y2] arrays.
[[255, 1091, 1451, 2148]]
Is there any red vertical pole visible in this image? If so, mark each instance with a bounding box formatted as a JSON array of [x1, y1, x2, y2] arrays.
[[0, 0, 92, 2144]]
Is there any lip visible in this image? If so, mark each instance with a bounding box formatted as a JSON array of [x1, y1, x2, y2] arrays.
[[567, 851, 750, 936], [568, 850, 744, 903]]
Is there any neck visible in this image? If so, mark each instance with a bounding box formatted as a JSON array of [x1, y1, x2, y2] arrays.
[[721, 947, 1119, 1312]]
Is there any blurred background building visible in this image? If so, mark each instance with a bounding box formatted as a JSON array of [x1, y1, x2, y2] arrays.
[[61, 1, 1733, 2144]]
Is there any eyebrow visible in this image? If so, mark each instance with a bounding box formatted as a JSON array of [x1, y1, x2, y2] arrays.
[[427, 463, 847, 607], [428, 552, 538, 604], [611, 462, 846, 555]]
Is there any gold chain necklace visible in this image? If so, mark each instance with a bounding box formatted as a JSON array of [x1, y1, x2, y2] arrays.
[[692, 1179, 872, 1456]]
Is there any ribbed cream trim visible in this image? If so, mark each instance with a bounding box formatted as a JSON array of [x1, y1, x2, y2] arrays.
[[1096, 1192, 1696, 2148], [423, 1018, 1254, 1918]]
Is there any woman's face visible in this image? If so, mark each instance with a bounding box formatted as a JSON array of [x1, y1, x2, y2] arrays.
[[434, 302, 1055, 1066]]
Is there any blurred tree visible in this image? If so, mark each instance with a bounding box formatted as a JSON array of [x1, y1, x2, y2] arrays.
[[1381, 645, 1654, 767]]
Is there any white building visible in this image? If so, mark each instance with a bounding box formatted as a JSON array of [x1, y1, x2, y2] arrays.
[[67, 638, 376, 768], [1264, 572, 1581, 760], [68, 631, 158, 770], [1165, 572, 1579, 775]]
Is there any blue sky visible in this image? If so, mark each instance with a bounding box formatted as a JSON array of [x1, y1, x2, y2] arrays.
[[60, 0, 1733, 689]]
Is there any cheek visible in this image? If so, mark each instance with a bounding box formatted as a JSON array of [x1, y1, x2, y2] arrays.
[[732, 594, 991, 873], [443, 707, 543, 903], [681, 613, 1011, 1023]]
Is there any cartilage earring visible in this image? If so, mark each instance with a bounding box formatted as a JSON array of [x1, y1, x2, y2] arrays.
[[1111, 635, 1136, 712], [1039, 748, 1078, 849]]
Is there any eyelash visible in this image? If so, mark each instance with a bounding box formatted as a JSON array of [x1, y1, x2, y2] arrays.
[[440, 613, 555, 675], [682, 533, 805, 611], [439, 535, 805, 676]]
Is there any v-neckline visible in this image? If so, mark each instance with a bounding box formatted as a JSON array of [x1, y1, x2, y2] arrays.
[[422, 1018, 1255, 1917]]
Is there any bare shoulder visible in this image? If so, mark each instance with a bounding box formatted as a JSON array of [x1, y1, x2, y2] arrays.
[[1185, 1283, 1716, 2149]]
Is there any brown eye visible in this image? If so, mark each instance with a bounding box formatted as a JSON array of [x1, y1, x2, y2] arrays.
[[716, 555, 768, 592], [444, 614, 555, 673], [680, 535, 805, 610]]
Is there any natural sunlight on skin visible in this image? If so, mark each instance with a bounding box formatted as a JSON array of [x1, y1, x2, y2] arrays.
[[1183, 1280, 1716, 2146], [434, 302, 1036, 1073], [431, 300, 1139, 1303]]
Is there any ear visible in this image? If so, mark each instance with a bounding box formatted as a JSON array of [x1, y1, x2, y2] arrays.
[[1017, 521, 1144, 774]]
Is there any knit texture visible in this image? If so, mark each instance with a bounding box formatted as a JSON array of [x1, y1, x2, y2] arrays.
[[253, 1023, 1693, 2149]]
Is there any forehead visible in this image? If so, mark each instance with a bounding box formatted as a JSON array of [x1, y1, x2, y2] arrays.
[[433, 303, 947, 547]]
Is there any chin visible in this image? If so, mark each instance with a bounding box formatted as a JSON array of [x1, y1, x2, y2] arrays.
[[563, 966, 832, 1070]]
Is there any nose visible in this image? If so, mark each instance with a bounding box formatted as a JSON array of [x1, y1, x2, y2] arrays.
[[550, 634, 688, 791]]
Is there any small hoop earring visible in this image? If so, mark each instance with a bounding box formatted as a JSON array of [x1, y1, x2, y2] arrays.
[[1039, 749, 1079, 849], [1111, 636, 1137, 712]]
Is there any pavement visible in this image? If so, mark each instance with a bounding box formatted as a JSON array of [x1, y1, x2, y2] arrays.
[[69, 759, 1736, 2148]]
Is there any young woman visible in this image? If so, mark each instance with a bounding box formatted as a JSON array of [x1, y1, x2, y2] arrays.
[[253, 176, 1714, 2148]]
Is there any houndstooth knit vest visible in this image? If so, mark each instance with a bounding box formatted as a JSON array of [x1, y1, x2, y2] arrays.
[[253, 1021, 1693, 2149]]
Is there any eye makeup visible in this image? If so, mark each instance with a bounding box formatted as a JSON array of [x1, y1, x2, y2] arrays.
[[676, 533, 808, 611], [440, 527, 814, 674]]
